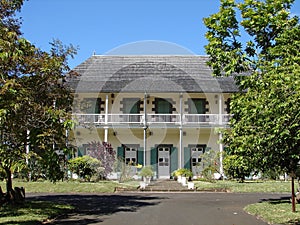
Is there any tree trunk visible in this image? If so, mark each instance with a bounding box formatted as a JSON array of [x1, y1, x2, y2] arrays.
[[5, 168, 13, 194], [5, 168, 14, 203], [292, 175, 296, 212]]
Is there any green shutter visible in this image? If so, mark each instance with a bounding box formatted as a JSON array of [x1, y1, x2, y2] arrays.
[[115, 146, 125, 173], [77, 146, 84, 157], [170, 147, 178, 173], [117, 146, 125, 160], [184, 147, 191, 169], [150, 147, 157, 174], [137, 147, 144, 166]]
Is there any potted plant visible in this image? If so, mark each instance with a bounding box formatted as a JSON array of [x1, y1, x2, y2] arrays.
[[139, 166, 154, 185], [183, 169, 193, 181], [171, 170, 180, 181], [174, 169, 185, 183]]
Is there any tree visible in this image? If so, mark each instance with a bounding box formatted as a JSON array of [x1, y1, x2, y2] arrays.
[[0, 0, 76, 203], [204, 0, 300, 211], [87, 142, 115, 178]]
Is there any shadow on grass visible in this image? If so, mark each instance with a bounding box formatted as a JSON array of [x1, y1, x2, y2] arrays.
[[0, 221, 43, 225], [259, 196, 291, 204], [27, 194, 165, 224], [0, 200, 72, 225]]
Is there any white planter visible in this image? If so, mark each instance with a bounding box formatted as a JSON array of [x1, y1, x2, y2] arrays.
[[140, 181, 146, 189], [177, 175, 182, 183], [181, 176, 187, 186], [144, 176, 151, 185], [188, 182, 194, 190]]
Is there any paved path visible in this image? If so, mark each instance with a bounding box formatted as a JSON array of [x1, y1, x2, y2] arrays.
[[27, 192, 287, 225]]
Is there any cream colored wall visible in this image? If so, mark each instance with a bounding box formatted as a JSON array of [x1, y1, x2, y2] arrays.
[[73, 92, 232, 114], [71, 127, 220, 154]]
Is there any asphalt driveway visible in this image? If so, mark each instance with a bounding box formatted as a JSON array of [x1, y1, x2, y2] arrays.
[[27, 192, 288, 225]]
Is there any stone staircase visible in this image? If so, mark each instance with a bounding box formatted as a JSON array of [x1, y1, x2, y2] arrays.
[[140, 179, 196, 192]]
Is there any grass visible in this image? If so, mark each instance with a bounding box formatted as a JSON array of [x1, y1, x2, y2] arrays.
[[194, 180, 291, 193], [245, 199, 300, 225], [0, 200, 74, 225], [0, 180, 140, 193]]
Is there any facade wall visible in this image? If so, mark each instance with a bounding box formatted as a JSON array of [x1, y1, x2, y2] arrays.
[[71, 92, 230, 178]]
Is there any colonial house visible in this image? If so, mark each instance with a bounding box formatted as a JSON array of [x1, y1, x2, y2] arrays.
[[67, 55, 238, 179]]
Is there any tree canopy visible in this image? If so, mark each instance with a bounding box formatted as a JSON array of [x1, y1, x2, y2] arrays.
[[0, 0, 77, 199], [204, 0, 300, 210]]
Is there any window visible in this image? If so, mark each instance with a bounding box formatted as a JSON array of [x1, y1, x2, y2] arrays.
[[122, 98, 140, 114], [124, 147, 137, 165], [188, 98, 206, 114], [81, 98, 101, 114]]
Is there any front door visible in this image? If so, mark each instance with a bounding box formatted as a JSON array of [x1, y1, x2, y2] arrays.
[[191, 146, 205, 177], [125, 146, 137, 175], [157, 146, 170, 178]]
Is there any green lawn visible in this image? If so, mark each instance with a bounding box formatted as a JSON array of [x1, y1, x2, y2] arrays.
[[0, 200, 74, 224], [194, 180, 291, 193], [0, 180, 140, 193], [245, 200, 300, 225]]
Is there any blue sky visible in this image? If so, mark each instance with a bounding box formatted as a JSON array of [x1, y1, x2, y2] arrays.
[[19, 0, 300, 69]]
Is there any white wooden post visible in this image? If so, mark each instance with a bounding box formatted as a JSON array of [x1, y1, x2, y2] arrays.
[[218, 94, 224, 178], [104, 94, 109, 142]]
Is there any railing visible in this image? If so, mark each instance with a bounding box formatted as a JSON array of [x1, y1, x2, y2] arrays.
[[182, 114, 231, 125], [147, 114, 181, 124], [73, 113, 231, 127]]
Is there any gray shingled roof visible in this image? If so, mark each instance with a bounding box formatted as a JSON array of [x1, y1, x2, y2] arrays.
[[67, 55, 239, 93]]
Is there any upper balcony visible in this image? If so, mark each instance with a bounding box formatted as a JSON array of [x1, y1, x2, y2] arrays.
[[73, 113, 231, 128]]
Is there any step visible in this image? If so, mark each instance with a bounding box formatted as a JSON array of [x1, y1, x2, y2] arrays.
[[140, 180, 196, 192]]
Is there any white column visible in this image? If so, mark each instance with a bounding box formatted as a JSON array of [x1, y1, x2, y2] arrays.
[[143, 92, 147, 167], [104, 95, 109, 142], [218, 94, 222, 125], [218, 94, 224, 178], [219, 132, 224, 177], [179, 93, 183, 169], [26, 130, 30, 165]]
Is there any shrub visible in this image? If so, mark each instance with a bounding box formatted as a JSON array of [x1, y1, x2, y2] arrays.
[[139, 166, 154, 178], [68, 156, 101, 181], [172, 168, 193, 179]]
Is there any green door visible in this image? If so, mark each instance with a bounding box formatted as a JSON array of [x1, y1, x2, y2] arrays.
[[156, 98, 172, 122], [157, 98, 172, 114], [189, 99, 205, 114], [123, 99, 139, 114], [123, 98, 140, 122], [83, 98, 101, 113]]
